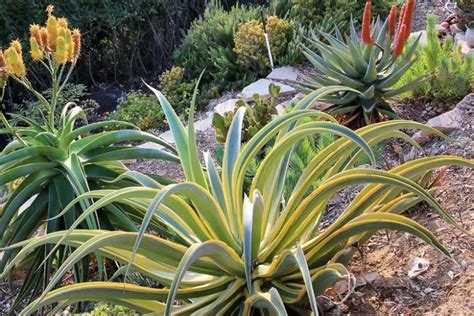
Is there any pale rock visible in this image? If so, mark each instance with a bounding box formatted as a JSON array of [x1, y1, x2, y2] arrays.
[[138, 141, 166, 151], [159, 130, 175, 144], [455, 33, 474, 56], [193, 115, 213, 132], [408, 257, 430, 279], [413, 107, 465, 144], [214, 99, 240, 115], [238, 79, 296, 100], [266, 66, 299, 81], [410, 30, 428, 45]]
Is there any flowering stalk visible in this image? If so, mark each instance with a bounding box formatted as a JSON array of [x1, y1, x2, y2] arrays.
[[392, 24, 407, 57], [403, 0, 415, 40], [0, 5, 81, 131], [388, 5, 398, 37], [361, 1, 374, 45]]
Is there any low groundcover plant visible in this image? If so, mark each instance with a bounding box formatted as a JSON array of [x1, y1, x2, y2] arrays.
[[2, 84, 472, 315]]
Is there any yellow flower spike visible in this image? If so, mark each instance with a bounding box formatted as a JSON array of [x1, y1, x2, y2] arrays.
[[58, 17, 68, 29], [72, 28, 81, 60], [57, 26, 67, 39], [30, 24, 43, 46], [46, 4, 54, 16], [40, 27, 49, 50], [0, 50, 7, 88], [30, 37, 43, 61], [0, 50, 5, 68], [64, 30, 74, 61], [4, 47, 26, 77], [10, 40, 22, 56], [54, 36, 67, 64], [47, 15, 58, 51]]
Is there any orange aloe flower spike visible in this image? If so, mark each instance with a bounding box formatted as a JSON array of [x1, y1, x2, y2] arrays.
[[388, 5, 398, 37], [392, 24, 407, 57], [362, 1, 374, 45]]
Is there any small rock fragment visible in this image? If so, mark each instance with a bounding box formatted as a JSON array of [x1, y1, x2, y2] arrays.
[[408, 257, 430, 279]]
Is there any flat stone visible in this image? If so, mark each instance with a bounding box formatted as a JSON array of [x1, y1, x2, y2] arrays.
[[238, 79, 297, 100], [193, 115, 213, 132], [159, 130, 175, 144], [454, 33, 474, 56], [138, 141, 165, 150], [266, 66, 299, 82], [410, 30, 428, 45], [413, 107, 465, 144], [214, 99, 240, 115]]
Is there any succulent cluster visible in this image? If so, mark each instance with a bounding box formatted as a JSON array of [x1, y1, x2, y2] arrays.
[[301, 0, 423, 128], [234, 16, 291, 72], [11, 85, 472, 315], [212, 83, 280, 143]]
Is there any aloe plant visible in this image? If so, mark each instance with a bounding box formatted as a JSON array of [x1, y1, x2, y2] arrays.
[[300, 0, 426, 128], [3, 82, 472, 315], [0, 7, 178, 308]]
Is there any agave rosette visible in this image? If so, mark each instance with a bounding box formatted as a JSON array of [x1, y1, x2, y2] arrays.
[[300, 0, 425, 127], [3, 85, 472, 315]]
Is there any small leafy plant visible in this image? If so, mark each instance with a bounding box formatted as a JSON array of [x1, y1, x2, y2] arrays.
[[301, 0, 424, 127], [0, 6, 177, 308], [234, 16, 291, 72], [158, 66, 196, 113], [6, 85, 472, 315], [212, 83, 280, 143], [397, 15, 473, 107], [108, 92, 166, 130]]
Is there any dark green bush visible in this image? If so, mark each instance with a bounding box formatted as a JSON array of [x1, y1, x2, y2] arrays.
[[108, 92, 166, 130], [174, 4, 262, 97]]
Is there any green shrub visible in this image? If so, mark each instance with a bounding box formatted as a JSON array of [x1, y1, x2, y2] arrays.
[[174, 4, 261, 96], [284, 132, 335, 200], [82, 302, 136, 316], [108, 92, 166, 130], [234, 16, 292, 72], [12, 85, 473, 315], [158, 66, 196, 113], [397, 15, 473, 107], [290, 0, 392, 31], [212, 83, 280, 143]]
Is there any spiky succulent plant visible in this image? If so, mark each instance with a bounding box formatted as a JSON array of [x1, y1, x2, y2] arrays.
[[3, 84, 472, 315], [300, 0, 425, 127]]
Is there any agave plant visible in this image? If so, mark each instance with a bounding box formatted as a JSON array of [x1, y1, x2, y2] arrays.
[[3, 83, 472, 315], [0, 6, 177, 308], [300, 0, 426, 127]]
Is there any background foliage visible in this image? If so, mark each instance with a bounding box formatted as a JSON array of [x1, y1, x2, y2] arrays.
[[397, 15, 473, 107]]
